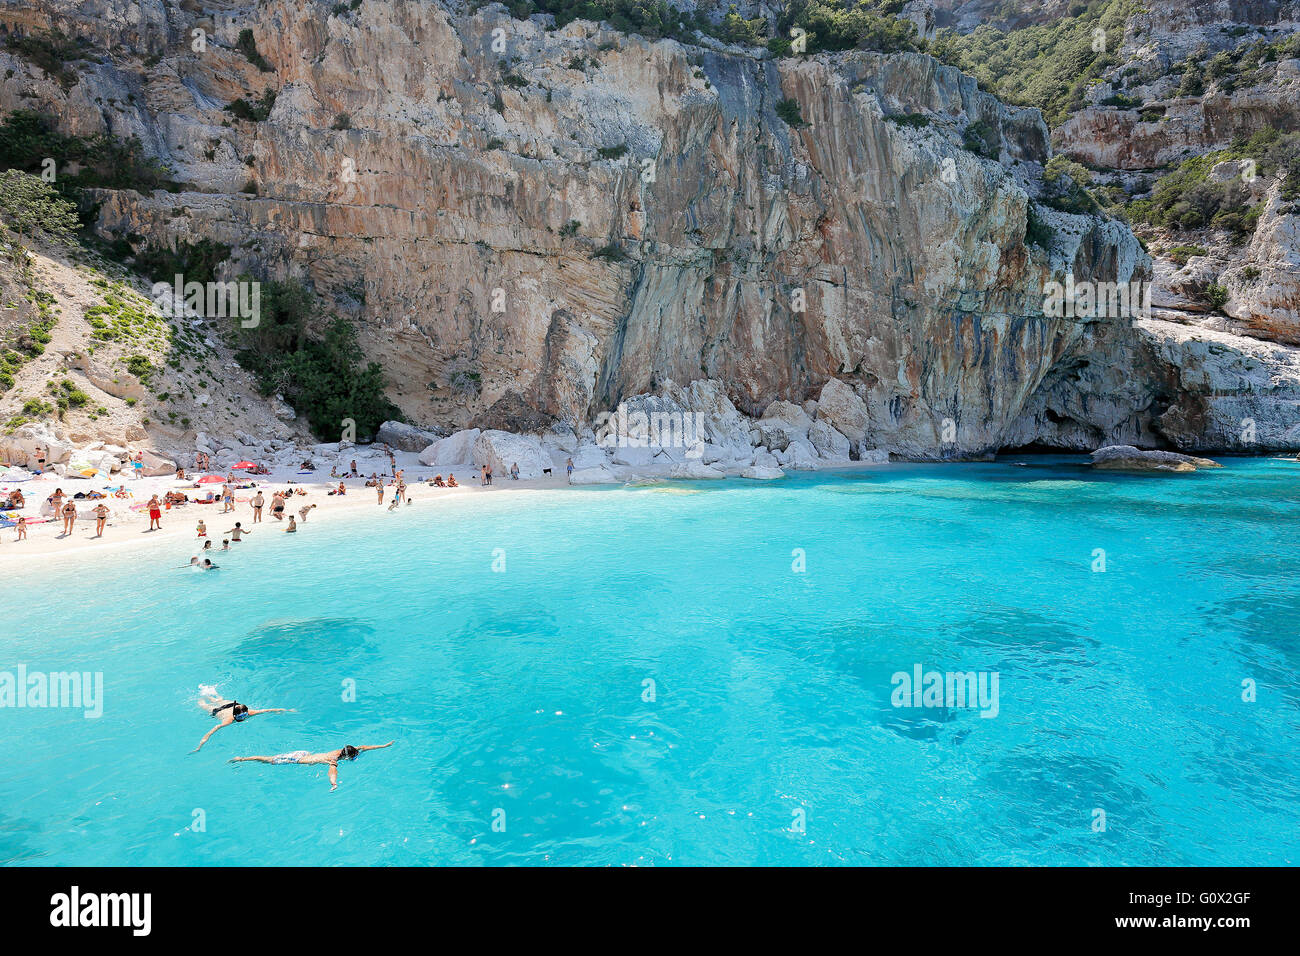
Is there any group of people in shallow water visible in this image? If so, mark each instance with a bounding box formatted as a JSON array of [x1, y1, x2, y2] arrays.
[[181, 485, 320, 569], [194, 688, 392, 791]]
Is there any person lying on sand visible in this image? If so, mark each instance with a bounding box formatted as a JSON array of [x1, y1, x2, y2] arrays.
[[192, 694, 294, 752], [229, 742, 393, 791]]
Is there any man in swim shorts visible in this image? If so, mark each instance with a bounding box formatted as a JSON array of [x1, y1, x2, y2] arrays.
[[251, 490, 264, 522], [192, 693, 294, 752], [229, 742, 393, 791]]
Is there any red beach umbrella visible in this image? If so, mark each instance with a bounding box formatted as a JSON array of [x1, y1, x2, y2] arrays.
[[197, 474, 225, 484], [233, 461, 256, 469]]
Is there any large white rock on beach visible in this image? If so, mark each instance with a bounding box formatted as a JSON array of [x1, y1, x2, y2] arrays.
[[377, 420, 443, 452], [473, 430, 552, 479], [816, 378, 871, 445], [808, 420, 851, 461], [1, 422, 72, 466], [781, 439, 820, 470], [858, 448, 891, 464], [571, 442, 611, 469], [741, 464, 785, 479], [611, 445, 662, 467], [568, 464, 619, 484], [662, 378, 751, 451], [419, 428, 480, 466], [757, 400, 812, 451], [669, 460, 726, 479], [138, 450, 176, 477]]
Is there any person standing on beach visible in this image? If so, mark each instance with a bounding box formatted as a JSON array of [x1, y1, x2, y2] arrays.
[[60, 500, 77, 536], [251, 490, 264, 523], [271, 492, 286, 520], [34, 444, 46, 474], [376, 482, 384, 505], [222, 483, 235, 514], [15, 515, 27, 540], [566, 457, 574, 484], [93, 502, 110, 537], [49, 487, 65, 516], [147, 495, 163, 531]]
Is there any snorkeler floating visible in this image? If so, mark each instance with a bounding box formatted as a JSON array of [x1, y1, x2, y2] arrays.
[[191, 692, 295, 752], [229, 742, 394, 791]]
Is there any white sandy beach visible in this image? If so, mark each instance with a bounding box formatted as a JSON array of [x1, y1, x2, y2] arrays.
[[0, 449, 577, 566]]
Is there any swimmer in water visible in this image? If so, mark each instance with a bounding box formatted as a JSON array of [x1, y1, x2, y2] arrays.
[[192, 694, 294, 752], [229, 741, 393, 791]]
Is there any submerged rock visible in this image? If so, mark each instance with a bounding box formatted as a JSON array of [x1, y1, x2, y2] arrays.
[[1089, 445, 1222, 473]]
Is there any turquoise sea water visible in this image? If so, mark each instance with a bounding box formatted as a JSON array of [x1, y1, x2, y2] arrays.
[[3, 457, 1298, 866]]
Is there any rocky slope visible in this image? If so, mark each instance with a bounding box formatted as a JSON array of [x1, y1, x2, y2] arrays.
[[1, 0, 1297, 460]]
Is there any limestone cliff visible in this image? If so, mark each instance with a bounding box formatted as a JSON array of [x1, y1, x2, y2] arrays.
[[1, 0, 1296, 457]]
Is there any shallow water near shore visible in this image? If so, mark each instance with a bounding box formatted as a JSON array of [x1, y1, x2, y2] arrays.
[[4, 456, 1299, 866]]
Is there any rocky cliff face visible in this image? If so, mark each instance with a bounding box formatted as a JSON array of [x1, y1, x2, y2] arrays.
[[2, 0, 1296, 456]]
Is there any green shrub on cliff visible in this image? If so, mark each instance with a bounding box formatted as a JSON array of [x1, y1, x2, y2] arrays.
[[1127, 129, 1300, 241], [1041, 156, 1101, 215], [235, 279, 400, 442], [929, 0, 1137, 126], [0, 110, 176, 196], [0, 170, 82, 245]]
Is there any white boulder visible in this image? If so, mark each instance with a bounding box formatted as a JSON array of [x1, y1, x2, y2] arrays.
[[419, 428, 480, 467], [816, 378, 871, 445], [808, 419, 851, 461], [669, 460, 726, 479], [472, 430, 552, 479]]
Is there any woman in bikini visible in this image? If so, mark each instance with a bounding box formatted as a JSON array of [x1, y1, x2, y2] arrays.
[[60, 500, 77, 536], [93, 502, 110, 537], [229, 742, 393, 791], [192, 693, 294, 752]]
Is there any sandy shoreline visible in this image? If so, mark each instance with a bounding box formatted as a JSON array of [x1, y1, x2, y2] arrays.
[[0, 456, 579, 568], [0, 452, 898, 569]]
